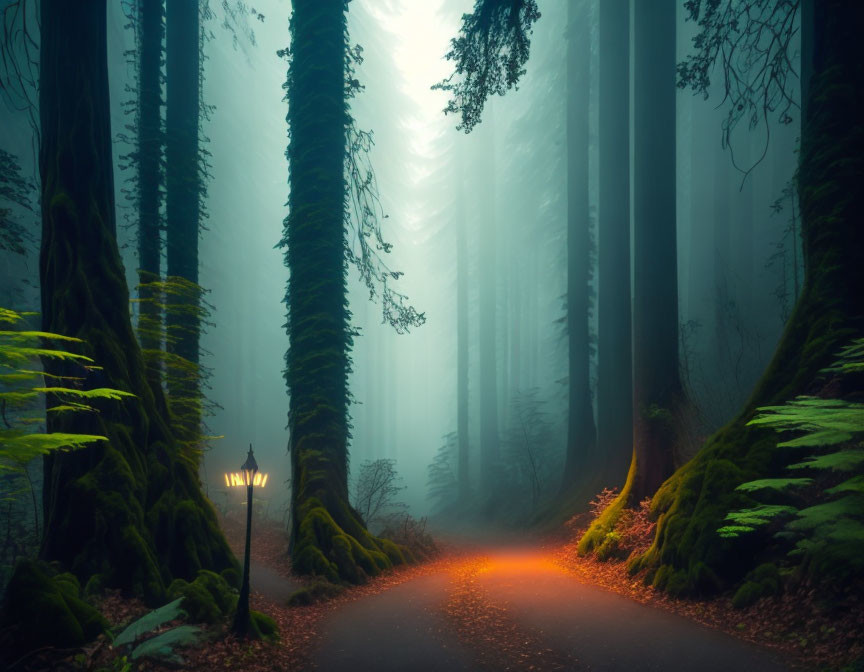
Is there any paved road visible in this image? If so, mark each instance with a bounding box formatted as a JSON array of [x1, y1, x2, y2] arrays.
[[312, 549, 794, 672]]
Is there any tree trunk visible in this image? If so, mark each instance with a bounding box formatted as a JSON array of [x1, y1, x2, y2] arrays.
[[136, 0, 164, 379], [456, 143, 470, 504], [478, 105, 499, 504], [629, 0, 680, 503], [560, 0, 596, 496], [165, 0, 202, 435], [596, 0, 632, 488], [284, 0, 406, 584], [636, 0, 864, 594], [38, 0, 234, 602]]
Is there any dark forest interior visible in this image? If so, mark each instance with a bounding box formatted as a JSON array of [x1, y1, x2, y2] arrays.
[[1, 1, 862, 671]]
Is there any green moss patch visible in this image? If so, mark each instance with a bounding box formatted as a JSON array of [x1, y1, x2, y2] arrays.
[[249, 610, 279, 642], [0, 559, 108, 658], [287, 580, 344, 606], [167, 569, 237, 624]]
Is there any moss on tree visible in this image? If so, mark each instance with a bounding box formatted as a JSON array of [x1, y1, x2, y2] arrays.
[[627, 2, 864, 595], [0, 560, 108, 661], [281, 1, 415, 583], [0, 5, 238, 656]]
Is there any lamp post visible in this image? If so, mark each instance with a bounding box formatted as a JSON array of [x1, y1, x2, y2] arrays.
[[232, 444, 258, 637]]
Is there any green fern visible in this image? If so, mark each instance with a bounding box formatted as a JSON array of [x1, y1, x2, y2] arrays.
[[719, 338, 864, 583], [735, 478, 814, 492], [113, 598, 185, 647], [788, 449, 864, 472], [0, 306, 133, 479]]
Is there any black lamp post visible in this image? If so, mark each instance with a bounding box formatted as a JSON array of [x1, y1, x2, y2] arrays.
[[232, 444, 258, 637]]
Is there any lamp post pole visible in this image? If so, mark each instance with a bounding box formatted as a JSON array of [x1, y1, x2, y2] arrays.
[[232, 444, 258, 637]]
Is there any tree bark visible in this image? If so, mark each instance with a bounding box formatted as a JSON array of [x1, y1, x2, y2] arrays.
[[596, 0, 632, 487], [165, 0, 202, 434], [136, 0, 164, 372], [630, 0, 680, 502], [560, 0, 596, 496], [38, 0, 234, 601], [284, 0, 405, 583], [478, 105, 499, 504], [636, 0, 864, 594]]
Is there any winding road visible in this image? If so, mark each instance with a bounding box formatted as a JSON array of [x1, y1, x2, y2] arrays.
[[311, 549, 794, 672]]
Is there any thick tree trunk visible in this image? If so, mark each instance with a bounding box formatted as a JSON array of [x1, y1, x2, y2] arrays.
[[596, 0, 632, 487], [136, 0, 164, 371], [284, 0, 405, 584], [38, 0, 234, 602], [636, 0, 864, 594], [560, 0, 596, 495], [165, 0, 202, 434], [629, 0, 680, 503]]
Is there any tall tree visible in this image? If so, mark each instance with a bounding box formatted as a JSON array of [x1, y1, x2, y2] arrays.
[[281, 0, 415, 584], [165, 0, 203, 435], [595, 0, 632, 486], [634, 0, 864, 593], [136, 0, 164, 380], [628, 0, 680, 502], [477, 107, 499, 503], [579, 0, 679, 554], [456, 142, 470, 504], [36, 0, 234, 603], [560, 0, 596, 497]]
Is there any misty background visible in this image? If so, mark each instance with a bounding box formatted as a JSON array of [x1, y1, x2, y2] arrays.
[[0, 0, 800, 526]]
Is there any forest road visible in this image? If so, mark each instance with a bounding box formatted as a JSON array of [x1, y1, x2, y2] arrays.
[[311, 548, 795, 672]]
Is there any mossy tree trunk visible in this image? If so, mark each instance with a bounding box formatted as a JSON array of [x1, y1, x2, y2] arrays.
[[38, 0, 235, 603], [633, 0, 864, 594], [136, 0, 164, 384], [165, 0, 202, 437], [283, 0, 407, 584], [560, 0, 596, 498]]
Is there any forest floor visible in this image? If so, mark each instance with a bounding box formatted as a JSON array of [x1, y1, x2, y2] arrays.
[[77, 516, 863, 672]]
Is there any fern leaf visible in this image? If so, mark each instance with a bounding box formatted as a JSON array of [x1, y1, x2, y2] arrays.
[[736, 478, 814, 492], [788, 449, 864, 472], [113, 598, 186, 647]]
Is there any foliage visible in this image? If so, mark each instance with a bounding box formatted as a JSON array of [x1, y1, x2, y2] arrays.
[[0, 559, 108, 660], [0, 307, 133, 502], [377, 513, 437, 560], [132, 274, 220, 463], [717, 340, 864, 584], [167, 569, 237, 625], [434, 0, 541, 133], [635, 0, 864, 596], [278, 1, 416, 584], [426, 433, 458, 516], [344, 94, 425, 334], [129, 625, 205, 664], [678, 0, 800, 173], [0, 148, 34, 256], [731, 563, 782, 609], [113, 598, 186, 647], [578, 485, 656, 562], [110, 597, 215, 665], [287, 580, 344, 606], [498, 388, 559, 518], [352, 458, 407, 532]]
